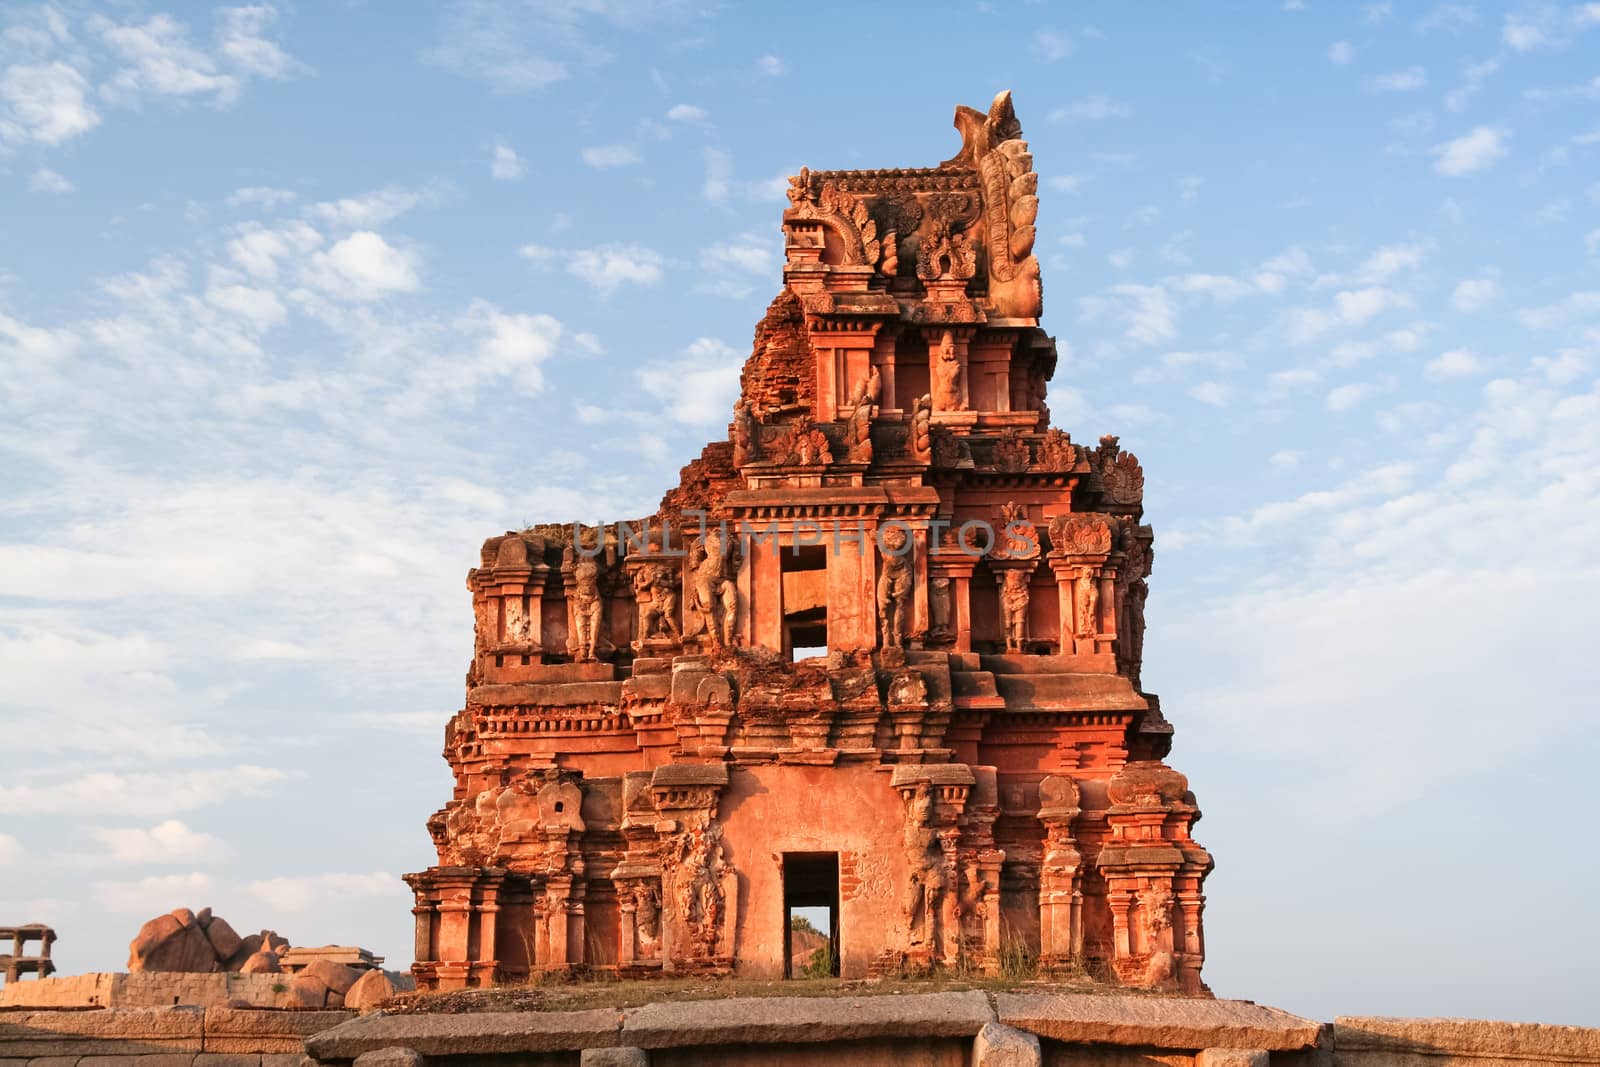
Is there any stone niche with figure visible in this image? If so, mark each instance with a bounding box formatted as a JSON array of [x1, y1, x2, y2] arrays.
[[406, 91, 1211, 995]]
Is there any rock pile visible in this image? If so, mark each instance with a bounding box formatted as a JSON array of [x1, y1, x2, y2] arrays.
[[127, 907, 288, 974]]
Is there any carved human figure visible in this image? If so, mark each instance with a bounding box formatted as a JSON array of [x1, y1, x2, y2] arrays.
[[691, 529, 738, 650], [570, 552, 602, 662], [1075, 571, 1099, 640], [931, 331, 963, 411], [902, 783, 944, 947], [650, 564, 680, 640], [634, 883, 661, 956], [909, 394, 933, 461], [1001, 568, 1030, 652], [671, 825, 727, 958], [876, 525, 914, 650]]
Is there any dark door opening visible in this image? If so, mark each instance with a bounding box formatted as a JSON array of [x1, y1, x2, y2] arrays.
[[783, 851, 840, 978]]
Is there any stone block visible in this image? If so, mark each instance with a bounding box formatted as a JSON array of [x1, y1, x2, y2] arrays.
[[1333, 1017, 1600, 1065], [351, 1051, 423, 1067], [0, 1008, 205, 1057], [995, 994, 1321, 1052], [306, 1010, 623, 1059], [202, 1009, 353, 1055], [974, 1022, 1041, 1067], [192, 1056, 259, 1067], [24, 1057, 80, 1067], [581, 1049, 648, 1067], [258, 1057, 313, 1067], [621, 990, 994, 1049], [77, 1057, 195, 1067], [1196, 1049, 1269, 1067]]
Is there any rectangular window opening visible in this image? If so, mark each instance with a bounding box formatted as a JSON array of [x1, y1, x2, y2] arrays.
[[781, 544, 829, 661], [783, 852, 840, 979]]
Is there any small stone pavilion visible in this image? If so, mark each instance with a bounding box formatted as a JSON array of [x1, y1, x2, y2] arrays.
[[406, 92, 1212, 994]]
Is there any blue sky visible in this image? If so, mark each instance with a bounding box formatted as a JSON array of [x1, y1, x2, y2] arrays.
[[2, 0, 1599, 1026]]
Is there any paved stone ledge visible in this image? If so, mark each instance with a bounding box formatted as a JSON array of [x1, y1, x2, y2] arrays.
[[0, 1009, 207, 1058], [621, 989, 994, 1049], [305, 1009, 623, 1059], [1335, 1017, 1600, 1065], [203, 1010, 352, 1055], [996, 993, 1324, 1051]]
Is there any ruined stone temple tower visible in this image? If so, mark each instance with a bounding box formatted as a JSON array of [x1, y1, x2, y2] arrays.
[[405, 91, 1212, 993]]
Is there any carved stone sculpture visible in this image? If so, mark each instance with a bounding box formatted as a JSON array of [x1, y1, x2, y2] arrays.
[[931, 331, 963, 411], [1075, 571, 1099, 639], [690, 529, 738, 650], [844, 394, 874, 463], [1001, 569, 1031, 652], [566, 546, 603, 663], [909, 394, 933, 462], [901, 783, 944, 949], [877, 525, 914, 650]]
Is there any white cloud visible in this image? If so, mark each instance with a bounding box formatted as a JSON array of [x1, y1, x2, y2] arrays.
[[1190, 381, 1232, 407], [702, 146, 731, 203], [307, 185, 435, 228], [581, 143, 640, 168], [1050, 175, 1083, 194], [1371, 67, 1427, 92], [1326, 382, 1375, 411], [1327, 40, 1354, 63], [1176, 274, 1256, 302], [246, 872, 399, 913], [1079, 284, 1175, 345], [1451, 278, 1498, 311], [757, 54, 787, 76], [1433, 126, 1509, 176], [206, 283, 287, 329], [0, 833, 21, 863], [226, 220, 321, 280], [94, 13, 239, 104], [568, 243, 663, 292], [1269, 449, 1303, 471], [637, 338, 742, 425], [28, 166, 72, 193], [1587, 228, 1600, 254], [1502, 13, 1548, 50], [665, 103, 707, 122], [0, 767, 286, 817], [1425, 347, 1485, 379], [456, 300, 561, 393], [92, 820, 224, 864], [0, 61, 100, 145], [700, 233, 774, 276], [216, 4, 298, 80], [1050, 94, 1130, 122], [226, 186, 295, 208], [94, 871, 211, 913], [1356, 243, 1424, 283], [1518, 291, 1600, 329], [304, 231, 421, 301], [491, 141, 526, 180], [1031, 30, 1073, 62]]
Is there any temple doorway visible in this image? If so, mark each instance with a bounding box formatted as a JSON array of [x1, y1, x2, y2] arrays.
[[782, 851, 839, 978]]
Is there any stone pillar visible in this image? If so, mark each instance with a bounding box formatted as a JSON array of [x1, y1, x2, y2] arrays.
[[928, 548, 976, 651], [749, 531, 783, 653], [1036, 774, 1082, 968]]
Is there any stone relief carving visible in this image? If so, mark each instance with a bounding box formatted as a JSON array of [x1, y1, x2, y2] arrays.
[[909, 394, 933, 462], [1074, 572, 1099, 639], [1001, 568, 1031, 653], [731, 400, 758, 467], [876, 525, 915, 650], [844, 393, 874, 464], [991, 429, 1030, 473], [1050, 514, 1113, 556], [901, 783, 945, 949], [632, 562, 681, 650], [1036, 428, 1076, 472], [666, 823, 731, 960], [846, 365, 881, 412], [688, 529, 739, 651], [1095, 434, 1145, 507], [931, 331, 964, 411], [948, 90, 1042, 318], [928, 575, 952, 639], [564, 545, 603, 662]]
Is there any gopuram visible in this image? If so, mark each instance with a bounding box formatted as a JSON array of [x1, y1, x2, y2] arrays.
[[405, 91, 1212, 995]]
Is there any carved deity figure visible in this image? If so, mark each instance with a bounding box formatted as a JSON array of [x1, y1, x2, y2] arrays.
[[566, 546, 603, 662], [931, 330, 964, 411], [876, 525, 915, 650], [670, 825, 727, 958], [1075, 571, 1099, 640], [909, 394, 933, 462], [844, 393, 873, 463], [632, 563, 680, 649], [634, 883, 661, 953], [690, 529, 738, 650], [902, 783, 944, 948], [1001, 568, 1030, 652]]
